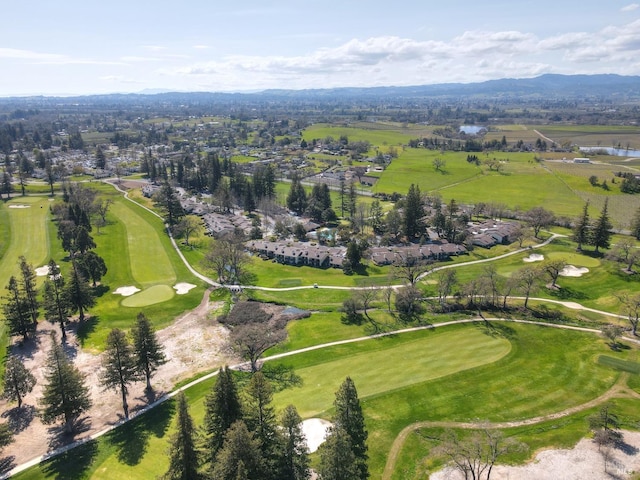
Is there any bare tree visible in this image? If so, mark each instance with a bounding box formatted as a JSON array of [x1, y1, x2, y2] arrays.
[[617, 292, 640, 336], [524, 207, 555, 239], [175, 215, 203, 247], [437, 269, 457, 310], [514, 265, 541, 308], [231, 322, 287, 372], [607, 239, 640, 273], [202, 231, 249, 284], [542, 258, 567, 288], [393, 252, 432, 286]]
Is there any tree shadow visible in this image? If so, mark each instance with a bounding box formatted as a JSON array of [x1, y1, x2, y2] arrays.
[[75, 316, 99, 345], [1, 405, 36, 433], [476, 320, 518, 340], [262, 364, 303, 392], [549, 286, 588, 301], [7, 333, 43, 360], [0, 455, 16, 476], [106, 399, 174, 466], [41, 439, 98, 480], [616, 437, 639, 455], [92, 284, 110, 298], [46, 416, 92, 451]]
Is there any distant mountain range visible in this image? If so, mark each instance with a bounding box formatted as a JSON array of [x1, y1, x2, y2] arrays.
[[2, 74, 639, 104]]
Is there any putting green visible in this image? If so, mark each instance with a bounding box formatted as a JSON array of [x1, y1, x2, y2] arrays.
[[273, 328, 511, 417], [546, 250, 601, 267], [121, 284, 175, 307], [111, 201, 176, 287]]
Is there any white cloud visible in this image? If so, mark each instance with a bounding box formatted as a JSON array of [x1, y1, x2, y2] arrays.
[[0, 48, 65, 61], [622, 3, 639, 11]]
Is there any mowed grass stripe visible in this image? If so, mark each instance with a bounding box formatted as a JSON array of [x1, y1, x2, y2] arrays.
[[272, 328, 511, 417], [110, 200, 175, 286], [0, 198, 50, 291]]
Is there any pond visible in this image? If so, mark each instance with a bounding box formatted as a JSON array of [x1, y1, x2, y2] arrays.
[[459, 125, 486, 135], [579, 146, 640, 157]]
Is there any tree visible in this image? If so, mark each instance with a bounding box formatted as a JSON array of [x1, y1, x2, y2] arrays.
[[76, 251, 107, 287], [333, 377, 368, 479], [630, 206, 640, 240], [202, 231, 249, 284], [42, 260, 70, 339], [607, 239, 640, 273], [590, 199, 612, 254], [514, 265, 541, 309], [154, 182, 185, 226], [524, 207, 555, 239], [18, 256, 39, 324], [437, 269, 457, 309], [203, 367, 243, 463], [589, 403, 622, 450], [131, 312, 167, 391], [100, 328, 140, 419], [2, 355, 36, 408], [286, 175, 307, 215], [317, 426, 358, 480], [95, 146, 106, 170], [618, 292, 640, 336], [392, 252, 431, 286], [573, 201, 591, 251], [602, 324, 624, 350], [211, 420, 265, 480], [176, 215, 203, 248], [395, 285, 424, 319], [162, 392, 201, 480], [403, 184, 425, 240], [279, 405, 310, 480], [2, 276, 34, 341], [231, 322, 287, 373], [0, 422, 12, 452], [432, 157, 446, 172], [437, 427, 527, 480], [65, 261, 95, 322], [244, 373, 279, 478], [542, 258, 567, 288], [39, 333, 92, 433]]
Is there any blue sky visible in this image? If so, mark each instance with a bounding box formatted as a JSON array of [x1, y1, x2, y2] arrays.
[[1, 1, 640, 96]]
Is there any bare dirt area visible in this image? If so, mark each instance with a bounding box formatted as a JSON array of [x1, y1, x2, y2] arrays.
[[0, 289, 235, 473], [432, 430, 640, 480]]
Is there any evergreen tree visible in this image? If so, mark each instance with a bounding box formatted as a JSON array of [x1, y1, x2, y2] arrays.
[[572, 200, 591, 251], [2, 355, 36, 408], [203, 367, 243, 465], [76, 251, 107, 287], [40, 333, 92, 433], [0, 422, 12, 451], [317, 426, 358, 480], [403, 184, 424, 240], [631, 206, 640, 240], [42, 260, 70, 339], [279, 405, 310, 480], [95, 146, 106, 170], [100, 328, 140, 419], [18, 256, 39, 324], [591, 199, 613, 253], [131, 312, 167, 391], [2, 276, 34, 341], [65, 261, 95, 322], [333, 377, 368, 479], [73, 225, 96, 254], [162, 392, 201, 480], [154, 182, 185, 226], [211, 421, 265, 480], [286, 175, 307, 215], [244, 373, 279, 478]]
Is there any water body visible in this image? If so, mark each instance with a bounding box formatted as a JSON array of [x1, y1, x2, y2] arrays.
[[579, 146, 640, 157], [459, 125, 485, 135]]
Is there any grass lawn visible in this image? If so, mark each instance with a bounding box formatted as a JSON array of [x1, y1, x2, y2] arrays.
[[13, 321, 621, 480]]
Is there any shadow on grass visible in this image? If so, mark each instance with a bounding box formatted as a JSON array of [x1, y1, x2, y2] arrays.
[[476, 320, 518, 340], [41, 439, 98, 480], [75, 316, 99, 345], [92, 284, 110, 298], [262, 364, 303, 392], [549, 286, 588, 301], [106, 399, 175, 466]]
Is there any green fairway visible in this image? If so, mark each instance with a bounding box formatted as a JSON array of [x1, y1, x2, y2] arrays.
[[272, 327, 511, 417], [121, 285, 175, 307]]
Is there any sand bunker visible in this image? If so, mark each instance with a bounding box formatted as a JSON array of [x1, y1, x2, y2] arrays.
[[8, 204, 31, 209], [559, 265, 589, 277], [35, 265, 53, 276], [523, 253, 544, 263], [113, 285, 141, 296], [301, 418, 333, 453], [174, 282, 197, 295]]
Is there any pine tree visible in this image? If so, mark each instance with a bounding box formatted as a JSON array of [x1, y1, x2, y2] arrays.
[[162, 392, 201, 480], [18, 256, 39, 324], [76, 251, 107, 287], [631, 206, 640, 240], [279, 404, 310, 480], [100, 328, 140, 419], [40, 333, 92, 433], [203, 367, 243, 465], [244, 373, 279, 478], [42, 260, 70, 339], [317, 426, 358, 480], [65, 261, 95, 322], [333, 377, 368, 479], [211, 421, 265, 480], [2, 276, 34, 341], [131, 312, 167, 391], [572, 200, 591, 251], [591, 199, 613, 253], [2, 355, 36, 408], [403, 184, 424, 240]]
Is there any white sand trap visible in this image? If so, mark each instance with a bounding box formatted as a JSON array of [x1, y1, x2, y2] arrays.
[[559, 265, 589, 277], [173, 282, 197, 295], [9, 204, 31, 209], [523, 253, 544, 263], [113, 285, 141, 296], [35, 265, 53, 276], [301, 418, 333, 453]]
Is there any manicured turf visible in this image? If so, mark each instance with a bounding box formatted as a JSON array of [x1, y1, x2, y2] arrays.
[[121, 285, 175, 307]]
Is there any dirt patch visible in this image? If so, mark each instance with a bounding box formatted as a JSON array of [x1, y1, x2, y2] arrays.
[[0, 289, 234, 472], [431, 430, 640, 480]]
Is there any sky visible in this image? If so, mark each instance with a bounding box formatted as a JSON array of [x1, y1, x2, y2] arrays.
[[1, 0, 640, 96]]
